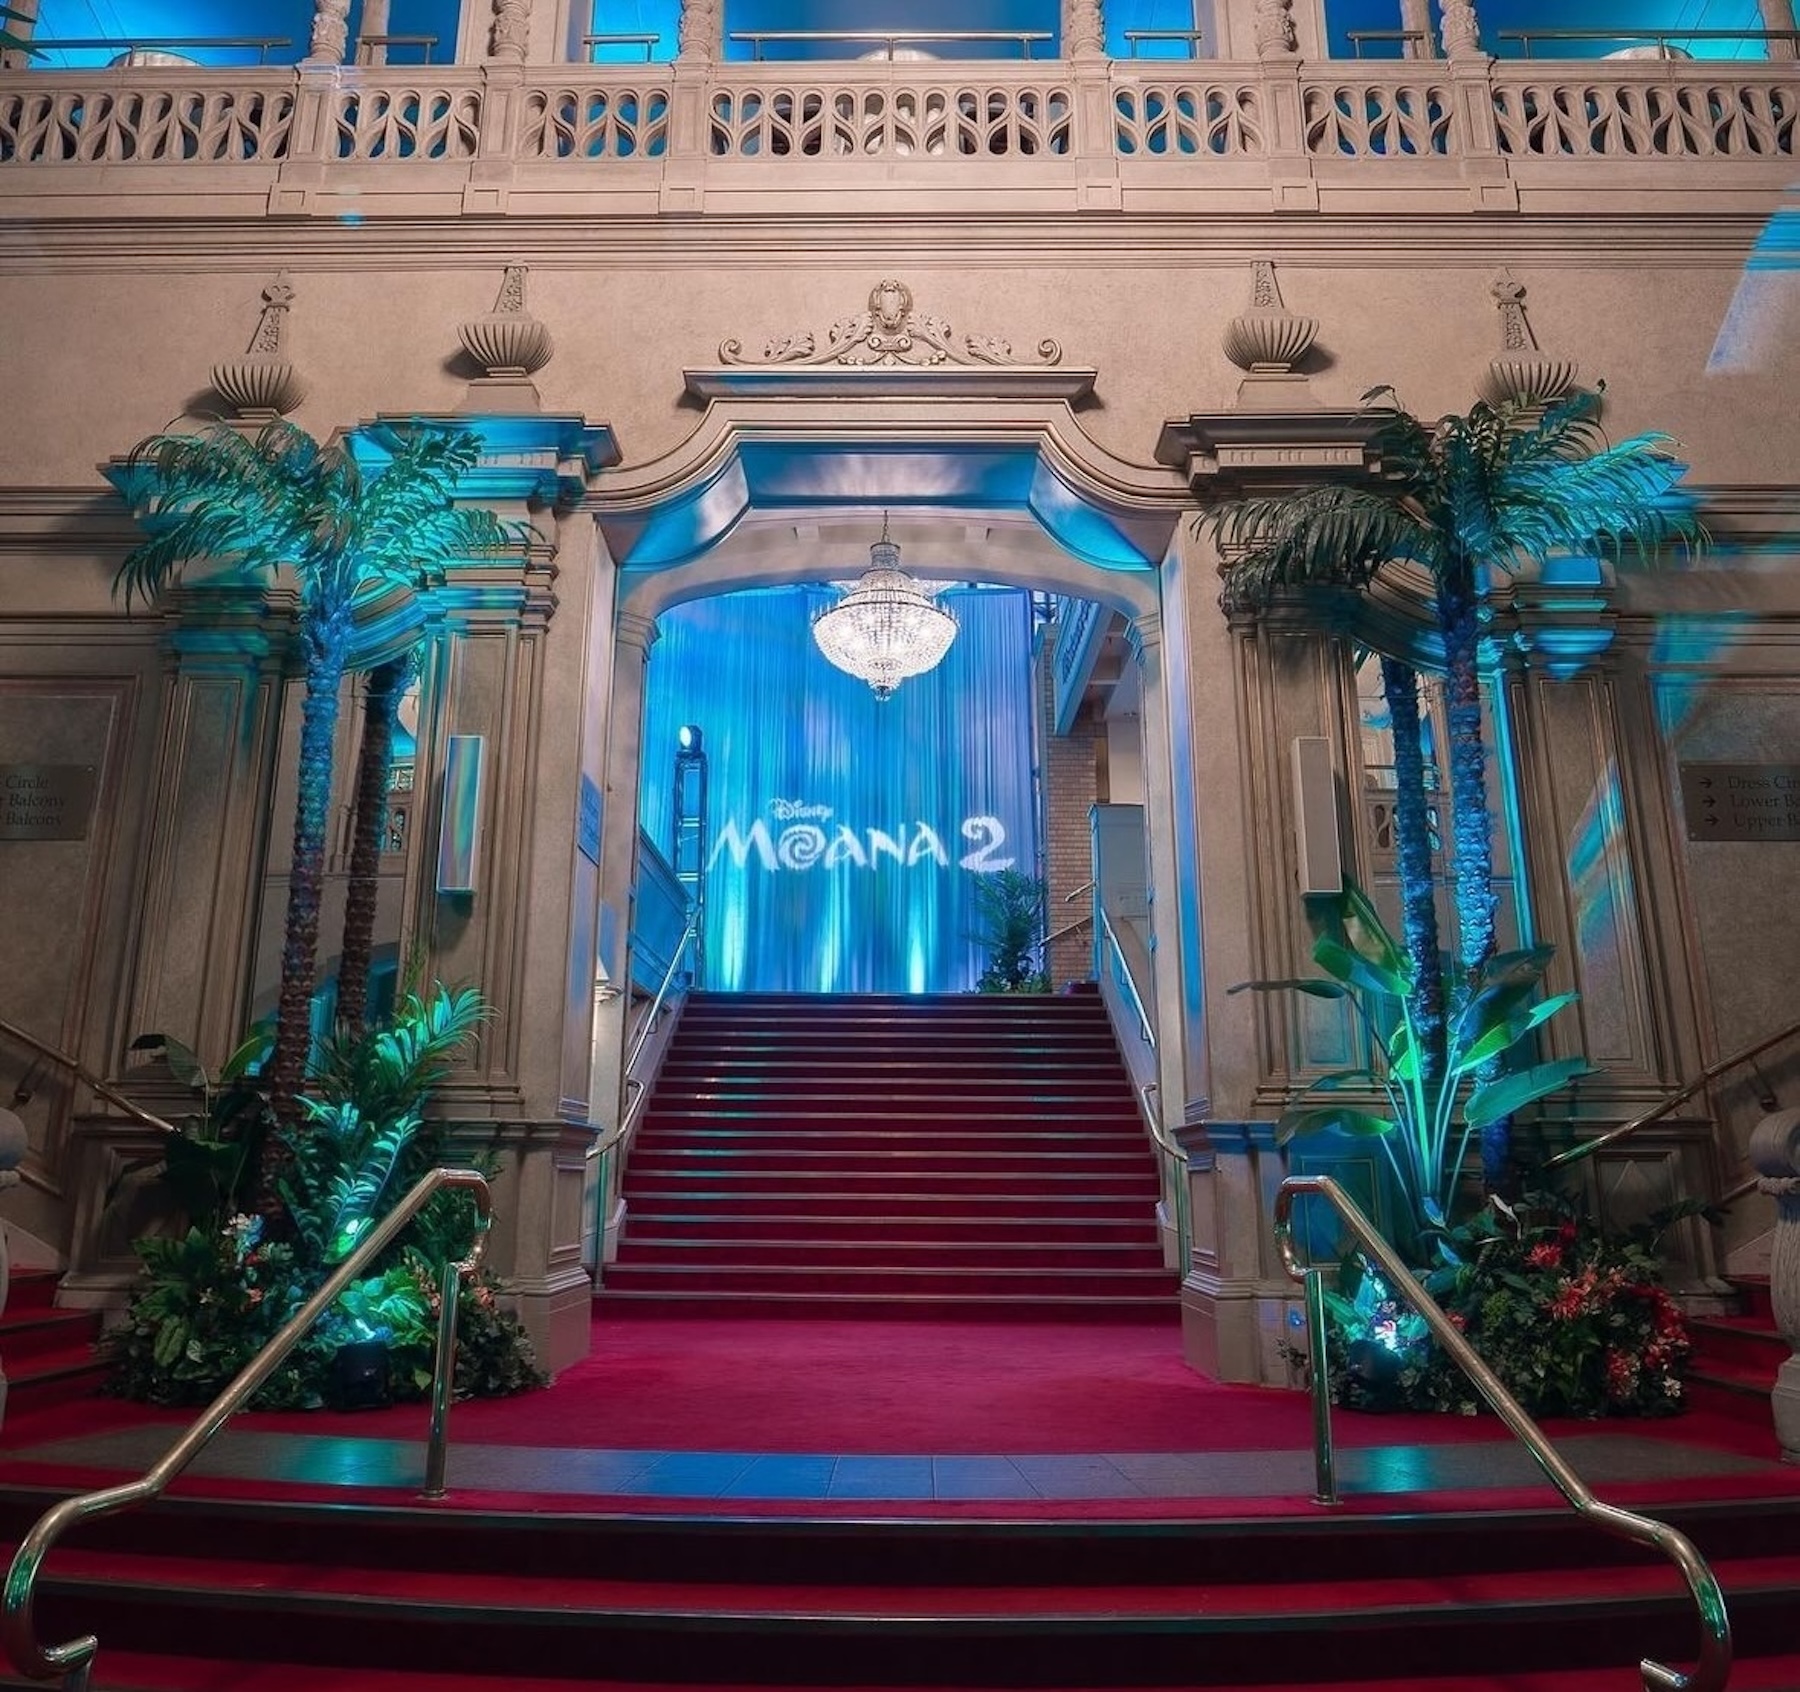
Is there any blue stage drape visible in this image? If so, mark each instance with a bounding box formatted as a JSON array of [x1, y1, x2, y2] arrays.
[[639, 585, 1039, 994]]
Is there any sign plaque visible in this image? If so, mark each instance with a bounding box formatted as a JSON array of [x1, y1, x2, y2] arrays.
[[1679, 762, 1800, 843], [0, 764, 99, 842]]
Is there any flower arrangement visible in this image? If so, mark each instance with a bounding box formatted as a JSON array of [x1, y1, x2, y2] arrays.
[[1321, 1195, 1691, 1420]]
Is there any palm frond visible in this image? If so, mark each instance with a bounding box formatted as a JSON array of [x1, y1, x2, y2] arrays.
[[1493, 433, 1705, 564], [1206, 485, 1439, 613]]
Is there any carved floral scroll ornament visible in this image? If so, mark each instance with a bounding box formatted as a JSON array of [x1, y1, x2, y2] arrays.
[[719, 280, 1062, 371]]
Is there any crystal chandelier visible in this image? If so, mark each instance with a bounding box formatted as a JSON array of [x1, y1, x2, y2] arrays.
[[811, 521, 957, 701]]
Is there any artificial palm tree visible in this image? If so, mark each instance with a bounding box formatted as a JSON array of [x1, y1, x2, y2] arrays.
[[1205, 384, 1701, 1188], [336, 648, 420, 1037], [110, 419, 515, 1143]]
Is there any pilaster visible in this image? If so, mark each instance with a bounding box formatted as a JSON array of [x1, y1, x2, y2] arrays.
[[125, 585, 295, 1070]]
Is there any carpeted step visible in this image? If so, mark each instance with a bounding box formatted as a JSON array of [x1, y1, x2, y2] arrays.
[[609, 992, 1176, 1320], [613, 1240, 1167, 1272], [599, 1263, 1177, 1299], [626, 1213, 1161, 1245], [616, 1189, 1158, 1220], [15, 1660, 1800, 1692], [9, 1490, 1800, 1690], [1, 1272, 106, 1420]]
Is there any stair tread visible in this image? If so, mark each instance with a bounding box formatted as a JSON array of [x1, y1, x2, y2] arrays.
[[43, 1544, 1800, 1618]]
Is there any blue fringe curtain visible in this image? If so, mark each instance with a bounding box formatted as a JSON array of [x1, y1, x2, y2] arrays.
[[639, 585, 1039, 994]]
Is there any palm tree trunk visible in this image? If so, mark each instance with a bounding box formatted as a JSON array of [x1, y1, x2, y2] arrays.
[[267, 611, 352, 1153], [1435, 555, 1508, 1191], [336, 650, 415, 1036], [1379, 655, 1445, 1091]]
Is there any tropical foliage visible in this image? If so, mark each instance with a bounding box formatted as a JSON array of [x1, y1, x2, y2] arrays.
[[1205, 384, 1701, 1187], [108, 419, 518, 1141], [1319, 1194, 1691, 1419], [104, 986, 545, 1410], [970, 869, 1050, 993], [1232, 881, 1589, 1254]]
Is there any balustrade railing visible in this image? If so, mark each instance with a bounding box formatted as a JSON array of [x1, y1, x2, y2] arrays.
[[0, 56, 1790, 170]]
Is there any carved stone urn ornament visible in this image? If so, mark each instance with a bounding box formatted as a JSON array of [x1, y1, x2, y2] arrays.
[[458, 265, 553, 410], [304, 0, 351, 66], [1439, 0, 1484, 59], [1478, 270, 1579, 407], [212, 273, 307, 421], [488, 0, 529, 63], [1222, 259, 1319, 409]]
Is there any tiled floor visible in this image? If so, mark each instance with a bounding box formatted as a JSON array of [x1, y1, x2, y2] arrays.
[[6, 1423, 1776, 1503]]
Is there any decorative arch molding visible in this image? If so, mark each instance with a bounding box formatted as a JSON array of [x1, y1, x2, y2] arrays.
[[587, 398, 1189, 581]]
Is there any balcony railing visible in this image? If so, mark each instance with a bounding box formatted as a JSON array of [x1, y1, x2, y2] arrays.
[[0, 54, 1789, 172]]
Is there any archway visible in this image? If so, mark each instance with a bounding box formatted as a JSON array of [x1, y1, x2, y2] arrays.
[[577, 398, 1201, 1271]]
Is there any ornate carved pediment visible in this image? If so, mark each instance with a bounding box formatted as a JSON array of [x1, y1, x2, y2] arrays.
[[689, 279, 1095, 401]]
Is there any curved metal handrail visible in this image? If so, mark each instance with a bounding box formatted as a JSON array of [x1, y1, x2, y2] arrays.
[[0, 1015, 177, 1138], [1544, 1015, 1800, 1173], [2, 1165, 492, 1689], [1274, 1173, 1731, 1692], [625, 916, 699, 1079], [1096, 903, 1153, 1049]]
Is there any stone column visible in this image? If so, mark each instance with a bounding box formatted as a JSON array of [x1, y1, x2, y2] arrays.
[[124, 587, 295, 1070], [1752, 1108, 1800, 1458], [1760, 0, 1798, 59], [303, 0, 351, 66], [1399, 0, 1437, 56], [1439, 0, 1484, 59], [676, 0, 720, 61], [1063, 0, 1105, 58], [395, 415, 616, 1374], [587, 608, 657, 1271], [487, 0, 530, 63], [355, 0, 390, 63]]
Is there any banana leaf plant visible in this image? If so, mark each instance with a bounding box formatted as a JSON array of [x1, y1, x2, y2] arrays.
[[1231, 881, 1592, 1257]]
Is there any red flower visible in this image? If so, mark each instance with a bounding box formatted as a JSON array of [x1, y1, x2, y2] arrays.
[[1525, 1242, 1563, 1270]]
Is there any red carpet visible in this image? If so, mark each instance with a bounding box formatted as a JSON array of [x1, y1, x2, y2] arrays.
[[7, 1316, 1783, 1471]]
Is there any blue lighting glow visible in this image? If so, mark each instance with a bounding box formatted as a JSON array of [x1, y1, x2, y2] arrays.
[[641, 585, 1039, 994]]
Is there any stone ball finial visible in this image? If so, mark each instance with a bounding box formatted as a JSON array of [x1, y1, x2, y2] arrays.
[[211, 272, 307, 420]]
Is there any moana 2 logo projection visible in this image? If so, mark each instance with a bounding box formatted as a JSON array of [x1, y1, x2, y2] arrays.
[[710, 799, 1015, 874]]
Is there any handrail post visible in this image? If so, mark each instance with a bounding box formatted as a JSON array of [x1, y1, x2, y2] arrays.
[[422, 1252, 463, 1500], [1302, 1266, 1338, 1505]]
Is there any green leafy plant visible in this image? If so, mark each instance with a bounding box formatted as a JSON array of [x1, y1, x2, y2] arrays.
[[970, 869, 1050, 993], [1205, 385, 1701, 1187], [1315, 1195, 1691, 1419], [105, 985, 544, 1410], [113, 1028, 273, 1233], [1233, 880, 1590, 1254]]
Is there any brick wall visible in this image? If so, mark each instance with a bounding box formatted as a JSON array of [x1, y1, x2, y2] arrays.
[[1039, 617, 1101, 989]]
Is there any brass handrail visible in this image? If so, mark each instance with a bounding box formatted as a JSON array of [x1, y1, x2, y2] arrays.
[[625, 916, 699, 1079], [2, 1165, 492, 1690], [0, 1015, 177, 1138], [1274, 1173, 1731, 1692], [1543, 1015, 1800, 1173], [1097, 903, 1153, 1048]]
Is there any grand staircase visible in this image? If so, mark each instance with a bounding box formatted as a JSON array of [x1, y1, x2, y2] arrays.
[[600, 989, 1177, 1319]]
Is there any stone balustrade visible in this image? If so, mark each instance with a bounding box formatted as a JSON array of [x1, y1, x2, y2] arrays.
[[0, 57, 1787, 181]]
